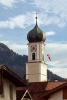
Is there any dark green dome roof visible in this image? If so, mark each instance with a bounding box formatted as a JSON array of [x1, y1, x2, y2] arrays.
[[27, 24, 46, 43]]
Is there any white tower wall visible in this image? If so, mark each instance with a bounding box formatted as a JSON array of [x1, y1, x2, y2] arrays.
[[26, 42, 47, 82]]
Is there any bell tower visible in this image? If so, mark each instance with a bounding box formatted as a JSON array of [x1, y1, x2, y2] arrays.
[[26, 14, 47, 82]]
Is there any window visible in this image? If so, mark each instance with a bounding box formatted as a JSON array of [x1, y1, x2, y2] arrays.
[[32, 53, 35, 60], [9, 85, 13, 100]]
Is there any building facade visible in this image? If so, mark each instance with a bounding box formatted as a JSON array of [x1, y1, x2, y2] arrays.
[[0, 79, 16, 100], [0, 64, 28, 100]]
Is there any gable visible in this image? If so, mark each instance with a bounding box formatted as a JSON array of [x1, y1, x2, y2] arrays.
[[21, 90, 33, 100]]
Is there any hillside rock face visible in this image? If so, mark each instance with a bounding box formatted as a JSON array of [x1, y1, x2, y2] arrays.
[[0, 43, 64, 80]]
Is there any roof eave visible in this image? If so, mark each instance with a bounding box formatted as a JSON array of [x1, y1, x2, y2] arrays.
[[0, 64, 29, 87]]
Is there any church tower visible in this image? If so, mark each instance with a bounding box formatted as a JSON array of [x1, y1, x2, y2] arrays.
[[26, 14, 47, 82]]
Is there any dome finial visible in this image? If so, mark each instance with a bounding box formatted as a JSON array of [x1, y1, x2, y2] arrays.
[[35, 12, 38, 26]]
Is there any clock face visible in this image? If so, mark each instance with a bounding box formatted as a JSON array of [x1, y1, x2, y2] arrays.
[[31, 45, 36, 52]]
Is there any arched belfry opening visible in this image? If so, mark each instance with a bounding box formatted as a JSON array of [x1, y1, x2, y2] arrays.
[[32, 53, 35, 60]]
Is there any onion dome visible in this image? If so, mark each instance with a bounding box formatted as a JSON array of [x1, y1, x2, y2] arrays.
[[27, 14, 46, 43]]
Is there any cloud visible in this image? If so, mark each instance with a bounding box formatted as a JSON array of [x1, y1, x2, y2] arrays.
[[0, 0, 67, 28], [44, 42, 67, 78], [0, 34, 2, 37], [0, 0, 17, 8], [0, 15, 25, 29], [0, 12, 36, 29], [34, 0, 67, 28], [46, 43, 67, 62], [0, 40, 28, 55], [0, 40, 10, 44], [37, 12, 66, 28], [34, 0, 67, 15], [45, 42, 67, 78], [0, 0, 26, 8], [9, 43, 28, 55], [46, 31, 56, 36], [0, 10, 66, 29], [48, 68, 67, 78]]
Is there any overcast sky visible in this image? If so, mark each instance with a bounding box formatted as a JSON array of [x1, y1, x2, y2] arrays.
[[0, 0, 67, 78]]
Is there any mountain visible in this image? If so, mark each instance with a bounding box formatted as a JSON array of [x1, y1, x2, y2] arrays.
[[0, 43, 65, 80], [0, 43, 27, 76]]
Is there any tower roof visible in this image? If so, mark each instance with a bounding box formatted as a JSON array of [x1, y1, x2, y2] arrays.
[[27, 14, 46, 43]]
